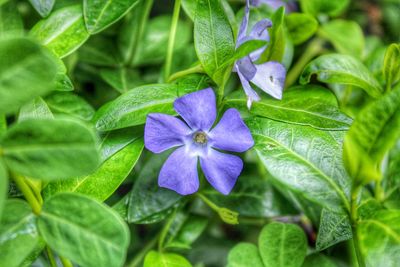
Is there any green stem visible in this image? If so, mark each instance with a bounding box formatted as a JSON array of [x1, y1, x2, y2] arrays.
[[164, 0, 182, 81], [127, 235, 159, 267], [46, 246, 57, 267], [167, 64, 204, 82], [158, 210, 177, 251], [12, 174, 41, 215], [350, 185, 366, 267], [285, 38, 324, 88], [60, 256, 74, 267], [197, 193, 220, 212], [375, 180, 384, 202]]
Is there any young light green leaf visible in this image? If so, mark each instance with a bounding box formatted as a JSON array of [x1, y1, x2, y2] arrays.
[[316, 209, 352, 251], [302, 254, 338, 267], [1, 118, 100, 180], [318, 20, 365, 58], [259, 222, 307, 267], [194, 0, 235, 85], [18, 97, 54, 121], [300, 54, 383, 98], [83, 0, 140, 34], [383, 43, 400, 88], [38, 193, 130, 267], [225, 85, 352, 131], [100, 68, 142, 94], [0, 199, 44, 267], [0, 1, 23, 37], [54, 57, 74, 92], [286, 13, 318, 45], [248, 117, 351, 211], [343, 85, 400, 184], [143, 251, 192, 267], [0, 37, 59, 115], [29, 0, 55, 17], [227, 243, 264, 267], [300, 0, 350, 17], [30, 5, 89, 58], [45, 92, 95, 121]]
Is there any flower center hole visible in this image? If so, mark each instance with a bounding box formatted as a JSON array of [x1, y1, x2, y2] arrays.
[[193, 131, 207, 144]]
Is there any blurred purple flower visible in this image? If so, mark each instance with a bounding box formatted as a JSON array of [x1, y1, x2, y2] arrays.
[[251, 0, 297, 12], [235, 0, 286, 108], [144, 88, 254, 195]]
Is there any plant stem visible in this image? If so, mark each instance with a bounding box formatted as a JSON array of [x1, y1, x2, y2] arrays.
[[375, 180, 384, 202], [197, 193, 220, 212], [12, 174, 41, 215], [60, 256, 74, 267], [127, 235, 159, 267], [164, 0, 182, 81], [285, 38, 324, 88], [158, 209, 177, 251], [168, 64, 204, 82], [350, 185, 366, 267], [46, 246, 57, 267]]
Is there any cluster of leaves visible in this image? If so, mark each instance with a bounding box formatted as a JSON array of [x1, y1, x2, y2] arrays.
[[0, 0, 399, 267]]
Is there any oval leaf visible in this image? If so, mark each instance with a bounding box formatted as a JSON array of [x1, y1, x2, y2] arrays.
[[227, 243, 264, 267], [383, 43, 400, 88], [29, 0, 55, 17], [143, 251, 192, 267], [45, 92, 95, 121], [286, 13, 318, 45]]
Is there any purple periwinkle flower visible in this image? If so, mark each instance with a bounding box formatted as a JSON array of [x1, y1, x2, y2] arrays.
[[144, 88, 254, 195], [251, 0, 298, 13], [235, 0, 287, 109]]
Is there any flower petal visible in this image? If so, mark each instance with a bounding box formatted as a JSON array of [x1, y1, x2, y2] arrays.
[[248, 19, 271, 60], [173, 88, 216, 131], [236, 65, 260, 109], [236, 56, 256, 80], [237, 0, 250, 47], [200, 149, 243, 195], [209, 108, 254, 152], [144, 113, 191, 153], [250, 61, 286, 99], [159, 147, 199, 195]]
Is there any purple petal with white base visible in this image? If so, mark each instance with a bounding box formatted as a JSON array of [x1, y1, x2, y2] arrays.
[[200, 149, 243, 195], [174, 88, 216, 131], [159, 147, 199, 195], [145, 113, 191, 153], [250, 61, 286, 99], [209, 108, 254, 152], [236, 68, 260, 108]]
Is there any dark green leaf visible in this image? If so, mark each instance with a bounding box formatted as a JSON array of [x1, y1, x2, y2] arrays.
[[18, 97, 54, 121], [45, 92, 95, 121], [78, 35, 120, 67], [100, 68, 142, 94], [38, 193, 130, 267], [0, 37, 59, 115], [30, 5, 89, 58], [0, 160, 7, 220], [0, 1, 23, 37], [227, 243, 264, 267], [383, 43, 400, 88], [286, 13, 318, 45], [29, 0, 55, 17], [143, 251, 192, 267], [302, 254, 338, 267], [260, 7, 286, 63], [300, 0, 350, 17], [1, 118, 100, 180], [300, 54, 383, 98]]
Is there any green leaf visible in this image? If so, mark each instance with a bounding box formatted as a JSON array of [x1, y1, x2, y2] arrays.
[[0, 199, 43, 267], [248, 117, 351, 211], [30, 5, 89, 58], [83, 0, 140, 34], [194, 0, 235, 85], [0, 1, 23, 37], [227, 243, 264, 267], [225, 85, 352, 131], [100, 68, 142, 94], [318, 20, 365, 58], [29, 0, 55, 17], [0, 160, 7, 220], [286, 13, 318, 45], [143, 251, 192, 267], [316, 209, 352, 251], [18, 97, 54, 121], [45, 92, 95, 121], [1, 118, 100, 180], [301, 254, 338, 267], [43, 138, 143, 201], [259, 222, 307, 267], [38, 192, 129, 267], [383, 43, 400, 88], [343, 85, 400, 184], [358, 209, 400, 267], [78, 35, 120, 67], [54, 57, 74, 91], [300, 0, 350, 17], [128, 153, 182, 224], [300, 54, 383, 98], [0, 37, 59, 115], [260, 7, 286, 63]]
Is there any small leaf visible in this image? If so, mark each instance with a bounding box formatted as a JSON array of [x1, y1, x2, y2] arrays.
[[227, 243, 264, 267], [83, 0, 140, 34], [300, 0, 350, 17], [260, 7, 286, 63], [100, 68, 142, 94], [300, 54, 383, 98], [1, 118, 100, 180], [259, 222, 307, 267], [286, 13, 318, 45], [29, 0, 55, 17], [383, 43, 400, 88], [30, 5, 89, 58], [18, 97, 54, 121], [194, 0, 235, 85], [45, 92, 95, 121], [143, 251, 192, 267]]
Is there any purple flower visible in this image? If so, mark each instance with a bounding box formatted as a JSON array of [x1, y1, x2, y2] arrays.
[[251, 0, 297, 12], [235, 0, 287, 109], [144, 88, 254, 195]]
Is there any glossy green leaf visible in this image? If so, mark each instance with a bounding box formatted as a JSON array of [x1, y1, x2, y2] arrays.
[[300, 0, 350, 17], [343, 85, 400, 184], [194, 0, 235, 85], [38, 193, 129, 267], [0, 199, 43, 267], [0, 37, 59, 115], [358, 209, 400, 267], [78, 35, 120, 67], [225, 85, 352, 130], [227, 243, 264, 267], [43, 138, 143, 201], [316, 209, 352, 251], [100, 68, 142, 94], [1, 118, 100, 180], [383, 43, 400, 88], [300, 54, 383, 98], [128, 153, 182, 224], [301, 254, 338, 267], [248, 117, 351, 211], [83, 0, 140, 34], [0, 1, 23, 37], [29, 0, 55, 17], [260, 7, 285, 63], [259, 222, 307, 267], [318, 20, 364, 58], [143, 251, 192, 267], [0, 160, 7, 220], [30, 5, 89, 58], [54, 57, 74, 91], [45, 92, 95, 121], [286, 13, 318, 45], [18, 97, 54, 121]]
